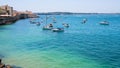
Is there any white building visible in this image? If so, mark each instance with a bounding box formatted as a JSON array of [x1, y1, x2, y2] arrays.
[[0, 5, 13, 16]]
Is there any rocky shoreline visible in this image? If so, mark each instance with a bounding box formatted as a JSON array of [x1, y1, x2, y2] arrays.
[[0, 59, 12, 68]]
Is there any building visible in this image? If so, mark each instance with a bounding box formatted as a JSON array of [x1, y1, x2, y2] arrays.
[[0, 5, 13, 16]]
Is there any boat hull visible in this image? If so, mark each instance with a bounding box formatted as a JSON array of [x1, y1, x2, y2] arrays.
[[52, 28, 64, 32]]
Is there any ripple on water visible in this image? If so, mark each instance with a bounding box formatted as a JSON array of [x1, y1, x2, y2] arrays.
[[1, 14, 120, 68], [4, 50, 110, 68]]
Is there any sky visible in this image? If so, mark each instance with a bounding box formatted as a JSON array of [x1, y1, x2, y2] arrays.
[[0, 0, 120, 13]]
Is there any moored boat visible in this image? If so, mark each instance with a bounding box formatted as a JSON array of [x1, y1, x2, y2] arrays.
[[100, 21, 109, 25], [43, 15, 54, 30], [52, 28, 64, 32], [36, 22, 40, 26], [62, 23, 69, 27], [82, 18, 87, 24], [43, 26, 53, 30]]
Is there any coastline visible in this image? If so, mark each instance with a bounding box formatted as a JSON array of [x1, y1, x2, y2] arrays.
[[1, 11, 119, 25], [36, 12, 120, 15], [0, 5, 38, 25], [0, 13, 38, 25], [0, 13, 120, 68]]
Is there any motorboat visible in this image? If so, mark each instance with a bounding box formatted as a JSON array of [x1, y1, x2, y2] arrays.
[[43, 26, 53, 30], [29, 18, 36, 24], [36, 22, 40, 26], [62, 23, 69, 27], [100, 21, 109, 25], [52, 28, 64, 32], [82, 18, 87, 24]]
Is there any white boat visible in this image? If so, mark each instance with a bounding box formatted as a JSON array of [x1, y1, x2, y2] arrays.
[[100, 21, 109, 25], [62, 23, 69, 27], [82, 18, 87, 24], [43, 15, 54, 30], [36, 22, 40, 26], [43, 26, 53, 30], [52, 28, 64, 32], [29, 18, 36, 24]]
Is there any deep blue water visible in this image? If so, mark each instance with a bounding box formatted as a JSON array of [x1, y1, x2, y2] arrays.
[[0, 14, 120, 68]]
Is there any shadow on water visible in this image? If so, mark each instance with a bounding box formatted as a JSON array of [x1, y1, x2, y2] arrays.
[[0, 54, 5, 58], [0, 25, 13, 31], [12, 65, 22, 68]]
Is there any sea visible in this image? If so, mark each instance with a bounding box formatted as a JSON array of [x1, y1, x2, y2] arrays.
[[0, 14, 120, 68]]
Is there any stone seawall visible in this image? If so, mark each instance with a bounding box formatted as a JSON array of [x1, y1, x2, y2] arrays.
[[0, 14, 38, 25], [0, 16, 17, 25]]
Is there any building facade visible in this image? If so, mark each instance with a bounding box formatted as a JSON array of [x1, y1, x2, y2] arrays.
[[0, 5, 13, 16]]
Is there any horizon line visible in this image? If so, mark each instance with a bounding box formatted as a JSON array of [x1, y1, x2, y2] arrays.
[[33, 12, 120, 14]]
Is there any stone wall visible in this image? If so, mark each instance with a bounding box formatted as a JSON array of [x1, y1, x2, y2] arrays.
[[0, 13, 38, 25]]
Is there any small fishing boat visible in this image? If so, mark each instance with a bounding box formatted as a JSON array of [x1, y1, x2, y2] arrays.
[[82, 18, 87, 24], [43, 26, 53, 30], [36, 22, 40, 26], [62, 23, 69, 27], [100, 21, 109, 25], [43, 15, 53, 30], [29, 18, 36, 24], [43, 23, 53, 30], [52, 28, 64, 32]]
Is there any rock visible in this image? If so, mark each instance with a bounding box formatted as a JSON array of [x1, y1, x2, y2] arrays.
[[0, 63, 5, 68], [6, 65, 12, 68], [0, 59, 1, 63], [0, 59, 5, 68]]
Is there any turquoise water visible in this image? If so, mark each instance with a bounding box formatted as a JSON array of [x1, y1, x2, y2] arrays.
[[0, 14, 120, 68]]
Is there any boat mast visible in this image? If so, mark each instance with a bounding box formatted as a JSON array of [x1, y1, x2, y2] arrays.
[[46, 15, 47, 25]]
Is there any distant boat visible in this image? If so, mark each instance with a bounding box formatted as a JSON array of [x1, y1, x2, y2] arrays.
[[36, 22, 40, 26], [81, 18, 87, 24], [52, 28, 64, 32], [29, 18, 36, 24], [100, 21, 109, 25], [30, 21, 36, 24], [29, 18, 36, 23], [43, 26, 53, 30], [62, 23, 69, 27]]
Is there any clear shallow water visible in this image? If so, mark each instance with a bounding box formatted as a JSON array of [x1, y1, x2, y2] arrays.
[[0, 14, 120, 68]]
